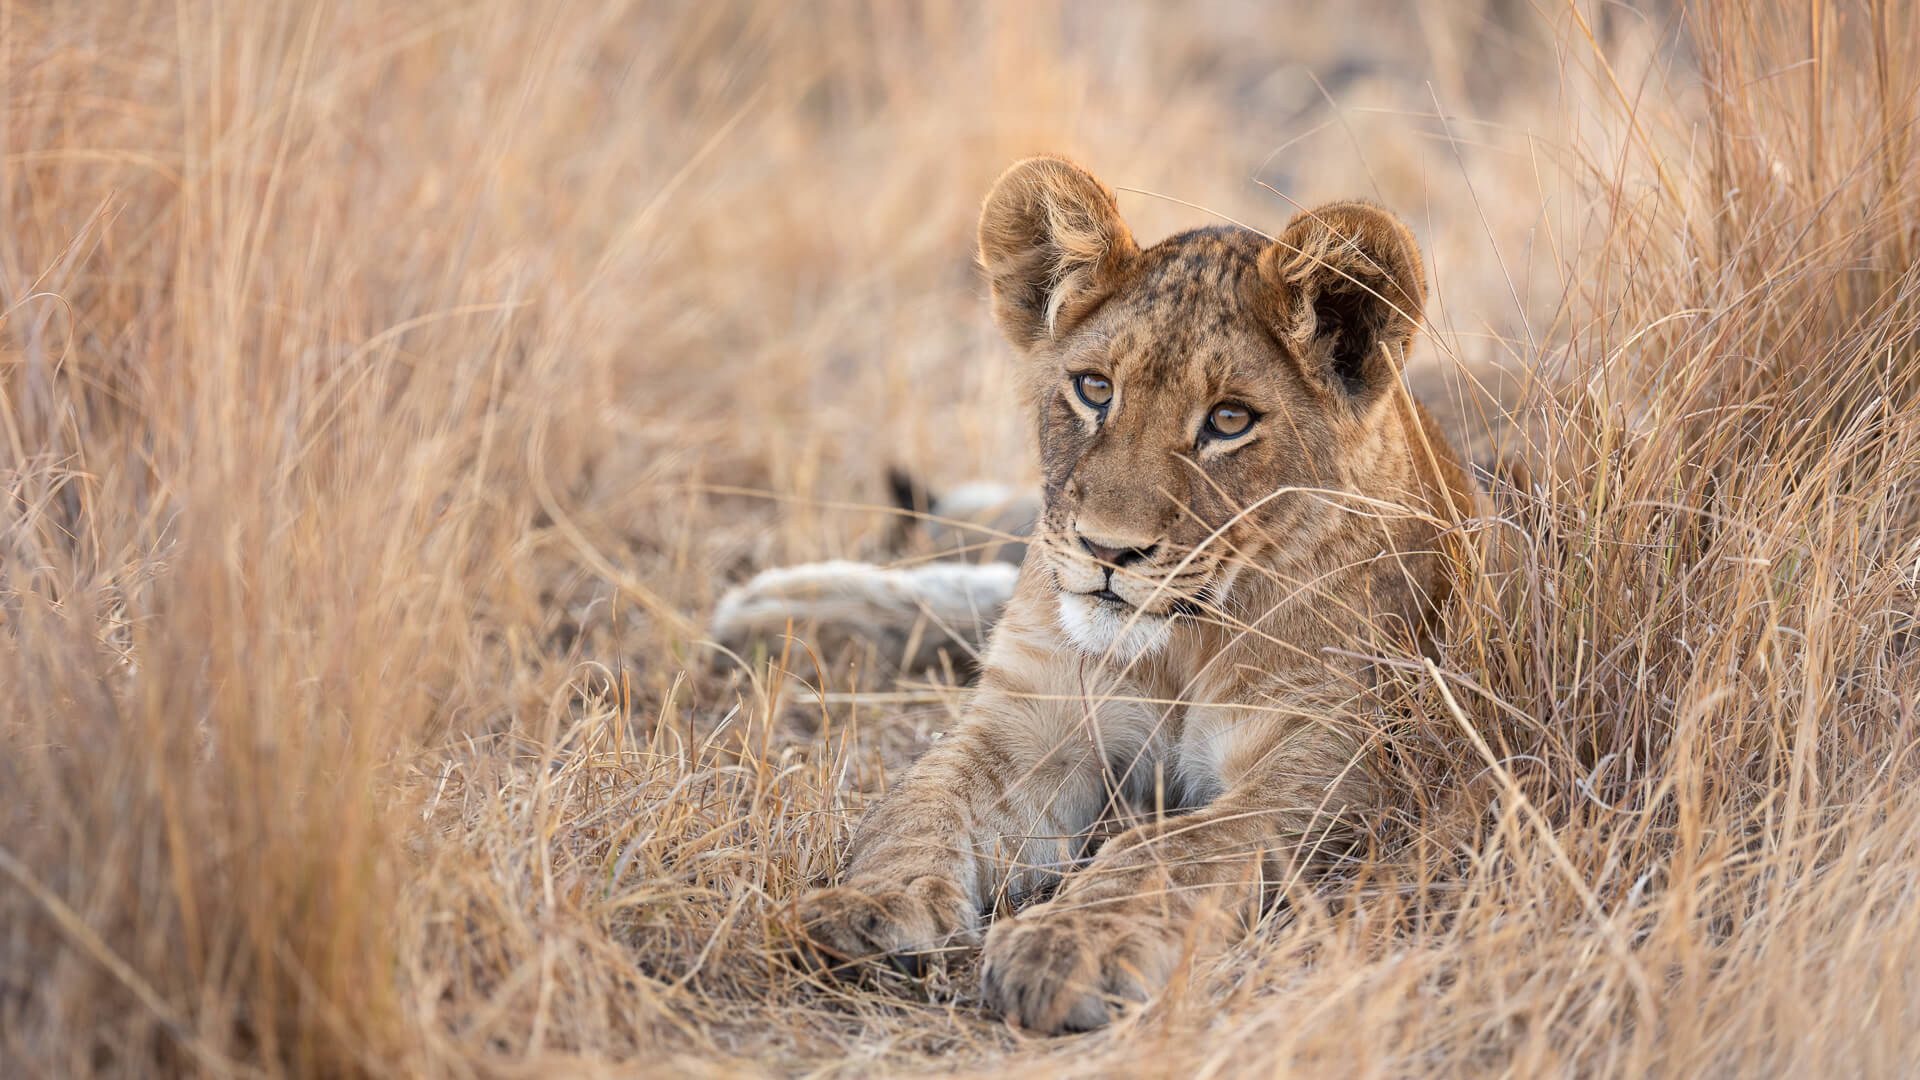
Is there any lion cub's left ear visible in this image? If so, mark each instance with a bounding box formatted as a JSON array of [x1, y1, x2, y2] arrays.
[[978, 156, 1141, 350], [1258, 201, 1426, 408]]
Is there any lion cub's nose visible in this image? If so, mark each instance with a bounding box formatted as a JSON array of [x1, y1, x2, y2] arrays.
[[1077, 534, 1158, 567]]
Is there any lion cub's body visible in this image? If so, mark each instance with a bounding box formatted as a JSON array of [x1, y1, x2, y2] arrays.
[[792, 159, 1470, 1033]]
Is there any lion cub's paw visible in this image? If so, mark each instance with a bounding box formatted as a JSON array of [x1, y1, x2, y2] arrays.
[[791, 877, 978, 979], [980, 900, 1183, 1034]]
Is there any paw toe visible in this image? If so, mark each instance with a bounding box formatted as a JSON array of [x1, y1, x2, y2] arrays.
[[790, 879, 972, 978], [980, 907, 1179, 1033]]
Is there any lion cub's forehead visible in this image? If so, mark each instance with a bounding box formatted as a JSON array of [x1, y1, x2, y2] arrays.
[[1134, 225, 1267, 297], [1099, 226, 1276, 389]]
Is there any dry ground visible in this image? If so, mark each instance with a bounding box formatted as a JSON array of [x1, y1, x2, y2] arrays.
[[4, 1, 1919, 1076]]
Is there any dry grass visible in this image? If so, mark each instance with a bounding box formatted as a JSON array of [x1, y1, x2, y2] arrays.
[[3, 0, 1918, 1075]]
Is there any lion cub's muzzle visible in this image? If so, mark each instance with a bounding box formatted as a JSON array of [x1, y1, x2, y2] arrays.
[[1047, 531, 1214, 617], [1046, 530, 1216, 659]]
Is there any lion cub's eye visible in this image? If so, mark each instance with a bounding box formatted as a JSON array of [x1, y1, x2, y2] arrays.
[[1206, 403, 1254, 439], [1074, 373, 1114, 409]]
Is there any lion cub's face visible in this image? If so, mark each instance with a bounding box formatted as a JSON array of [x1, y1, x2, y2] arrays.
[[977, 158, 1428, 660]]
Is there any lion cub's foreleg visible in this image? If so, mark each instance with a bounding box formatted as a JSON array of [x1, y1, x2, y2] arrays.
[[795, 683, 1160, 975], [979, 704, 1380, 1033]]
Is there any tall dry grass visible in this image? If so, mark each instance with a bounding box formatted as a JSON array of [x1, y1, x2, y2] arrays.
[[2, 0, 1916, 1076]]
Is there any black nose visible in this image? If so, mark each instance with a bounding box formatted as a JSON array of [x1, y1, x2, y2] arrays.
[[1078, 536, 1157, 567]]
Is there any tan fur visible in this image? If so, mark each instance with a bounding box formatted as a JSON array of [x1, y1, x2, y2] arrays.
[[794, 157, 1473, 1033]]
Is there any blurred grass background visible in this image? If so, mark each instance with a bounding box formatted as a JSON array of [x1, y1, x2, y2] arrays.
[[4, 1, 1918, 1076]]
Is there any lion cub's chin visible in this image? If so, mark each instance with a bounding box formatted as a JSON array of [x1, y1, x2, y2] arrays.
[[1055, 592, 1173, 662]]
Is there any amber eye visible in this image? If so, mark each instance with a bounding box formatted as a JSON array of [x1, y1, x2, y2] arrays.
[[1074, 373, 1114, 409], [1206, 402, 1254, 439]]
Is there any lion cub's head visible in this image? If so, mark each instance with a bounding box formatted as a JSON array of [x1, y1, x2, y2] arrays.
[[978, 157, 1430, 660]]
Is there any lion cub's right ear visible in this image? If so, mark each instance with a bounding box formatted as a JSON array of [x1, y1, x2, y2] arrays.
[[977, 157, 1140, 350]]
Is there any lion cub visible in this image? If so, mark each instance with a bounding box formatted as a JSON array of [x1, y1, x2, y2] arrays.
[[792, 157, 1471, 1033]]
